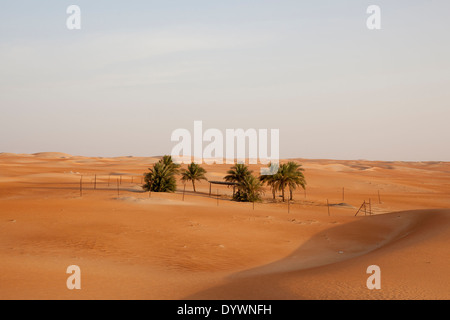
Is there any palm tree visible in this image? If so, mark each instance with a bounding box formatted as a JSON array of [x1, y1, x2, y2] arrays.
[[285, 161, 306, 201], [274, 163, 289, 202], [235, 174, 264, 202], [180, 162, 207, 192], [225, 164, 253, 199], [271, 162, 307, 201], [260, 163, 278, 201], [224, 163, 253, 183], [142, 155, 180, 193], [143, 162, 177, 192], [160, 155, 181, 174]]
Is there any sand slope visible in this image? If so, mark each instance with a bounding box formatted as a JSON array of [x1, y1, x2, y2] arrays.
[[188, 209, 450, 300], [0, 153, 449, 299]]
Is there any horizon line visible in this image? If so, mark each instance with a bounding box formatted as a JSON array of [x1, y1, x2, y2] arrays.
[[0, 151, 448, 163]]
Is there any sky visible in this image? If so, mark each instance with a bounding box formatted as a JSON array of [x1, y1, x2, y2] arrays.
[[0, 0, 449, 160]]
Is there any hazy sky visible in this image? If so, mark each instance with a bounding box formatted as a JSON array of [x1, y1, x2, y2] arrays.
[[1, 0, 449, 160]]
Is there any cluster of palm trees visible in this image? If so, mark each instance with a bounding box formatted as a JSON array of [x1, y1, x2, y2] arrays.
[[142, 156, 306, 203], [143, 155, 207, 193], [260, 162, 307, 202], [224, 162, 307, 202], [224, 164, 263, 202]]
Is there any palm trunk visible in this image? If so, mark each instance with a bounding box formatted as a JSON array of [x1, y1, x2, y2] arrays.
[[192, 181, 196, 192], [272, 188, 276, 200], [281, 186, 285, 202], [290, 188, 293, 201]]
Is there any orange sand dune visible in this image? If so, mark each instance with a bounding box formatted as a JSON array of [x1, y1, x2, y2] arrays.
[[188, 209, 450, 300], [0, 153, 449, 299]]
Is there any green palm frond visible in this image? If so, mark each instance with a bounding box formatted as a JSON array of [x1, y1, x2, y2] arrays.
[[224, 163, 253, 183], [260, 161, 307, 201], [142, 155, 180, 193], [234, 174, 264, 202], [180, 162, 207, 192]]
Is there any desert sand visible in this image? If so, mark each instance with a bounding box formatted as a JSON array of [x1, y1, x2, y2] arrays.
[[0, 153, 449, 300]]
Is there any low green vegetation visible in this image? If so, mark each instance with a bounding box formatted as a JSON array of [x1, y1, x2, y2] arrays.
[[143, 157, 306, 203], [180, 162, 208, 192], [142, 155, 180, 192], [260, 161, 306, 201]]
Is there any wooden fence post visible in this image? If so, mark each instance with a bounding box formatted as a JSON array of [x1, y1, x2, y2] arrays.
[[355, 201, 366, 216]]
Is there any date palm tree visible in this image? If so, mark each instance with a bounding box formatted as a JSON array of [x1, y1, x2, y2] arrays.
[[180, 162, 207, 192], [260, 162, 279, 201], [285, 161, 306, 201], [143, 162, 177, 192], [224, 163, 252, 184], [270, 162, 307, 202], [274, 164, 289, 202], [142, 155, 180, 193], [235, 174, 264, 202], [160, 155, 181, 174]]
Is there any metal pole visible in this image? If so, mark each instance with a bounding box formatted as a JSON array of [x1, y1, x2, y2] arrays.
[[355, 201, 365, 216], [80, 176, 83, 197]]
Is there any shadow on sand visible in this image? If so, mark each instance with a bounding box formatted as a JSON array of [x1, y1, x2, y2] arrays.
[[184, 210, 431, 299]]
